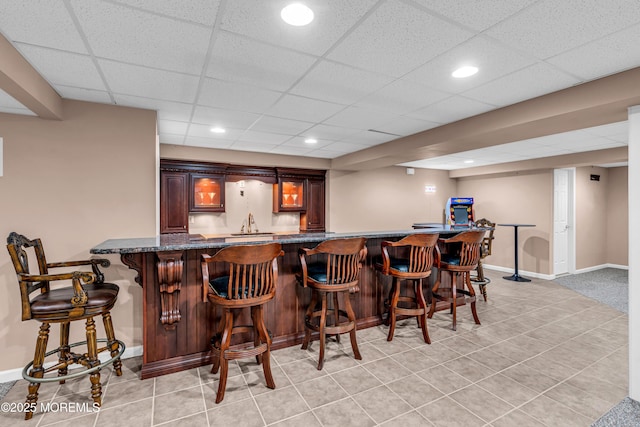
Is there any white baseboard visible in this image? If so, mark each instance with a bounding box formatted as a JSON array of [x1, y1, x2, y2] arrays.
[[483, 264, 555, 281], [484, 263, 628, 281], [0, 345, 143, 384]]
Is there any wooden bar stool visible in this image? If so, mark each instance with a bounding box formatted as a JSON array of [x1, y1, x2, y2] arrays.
[[377, 233, 440, 343], [472, 218, 495, 301], [298, 237, 367, 370], [6, 232, 125, 420], [201, 243, 283, 403], [428, 230, 486, 331]]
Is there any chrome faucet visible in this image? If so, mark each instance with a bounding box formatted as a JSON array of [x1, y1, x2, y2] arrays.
[[247, 212, 255, 233]]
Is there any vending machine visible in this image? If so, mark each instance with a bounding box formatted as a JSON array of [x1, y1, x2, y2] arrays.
[[445, 197, 474, 226]]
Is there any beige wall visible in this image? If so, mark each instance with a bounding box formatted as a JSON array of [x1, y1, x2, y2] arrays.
[[457, 171, 554, 275], [328, 167, 456, 232], [607, 167, 629, 266], [0, 100, 156, 371], [576, 167, 609, 269]]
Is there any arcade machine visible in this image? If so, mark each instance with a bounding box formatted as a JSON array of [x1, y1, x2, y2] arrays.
[[445, 197, 474, 227]]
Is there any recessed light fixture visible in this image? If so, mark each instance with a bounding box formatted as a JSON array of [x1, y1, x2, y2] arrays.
[[452, 65, 478, 78], [210, 127, 226, 134], [281, 3, 314, 26], [304, 138, 317, 144], [464, 159, 475, 164]]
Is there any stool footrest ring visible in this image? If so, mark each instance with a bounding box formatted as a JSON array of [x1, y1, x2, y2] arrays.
[[22, 338, 125, 383]]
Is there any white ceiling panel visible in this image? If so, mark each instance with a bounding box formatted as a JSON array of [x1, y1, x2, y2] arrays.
[[16, 44, 105, 91], [99, 60, 200, 103], [207, 32, 317, 92], [114, 95, 193, 122], [112, 0, 221, 26], [220, 0, 378, 56], [55, 86, 113, 104], [290, 60, 394, 105], [267, 95, 345, 123], [356, 79, 450, 115], [408, 95, 495, 124], [191, 106, 260, 129], [485, 0, 640, 59], [403, 36, 537, 95], [462, 63, 581, 107], [328, 0, 474, 77], [546, 23, 640, 81], [1, 1, 638, 163], [0, 0, 87, 53], [411, 0, 539, 32], [70, 0, 212, 75], [183, 136, 235, 149], [198, 78, 282, 113], [249, 116, 314, 136]]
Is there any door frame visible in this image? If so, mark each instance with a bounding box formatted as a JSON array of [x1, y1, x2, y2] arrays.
[[553, 168, 576, 276]]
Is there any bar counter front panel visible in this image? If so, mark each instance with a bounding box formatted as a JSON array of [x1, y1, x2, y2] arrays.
[[91, 228, 464, 379]]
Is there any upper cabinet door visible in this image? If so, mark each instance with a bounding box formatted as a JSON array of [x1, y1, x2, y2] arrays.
[[273, 178, 306, 212], [160, 171, 189, 233], [190, 174, 225, 212]]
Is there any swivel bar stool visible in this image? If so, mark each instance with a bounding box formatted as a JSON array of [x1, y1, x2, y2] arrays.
[[6, 232, 124, 420], [298, 237, 367, 370], [377, 233, 440, 343], [201, 242, 283, 403], [428, 230, 486, 331]]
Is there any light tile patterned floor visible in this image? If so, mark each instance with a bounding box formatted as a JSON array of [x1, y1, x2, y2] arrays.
[[0, 270, 628, 426]]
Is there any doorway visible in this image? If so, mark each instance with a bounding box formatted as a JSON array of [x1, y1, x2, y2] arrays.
[[553, 168, 575, 276]]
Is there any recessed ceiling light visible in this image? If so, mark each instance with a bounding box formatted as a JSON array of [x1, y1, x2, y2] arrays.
[[210, 127, 226, 134], [304, 138, 317, 144], [281, 3, 314, 26], [452, 66, 478, 78], [464, 159, 474, 164]]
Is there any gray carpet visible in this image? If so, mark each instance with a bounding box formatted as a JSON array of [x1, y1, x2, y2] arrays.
[[0, 381, 15, 401], [554, 268, 628, 313], [554, 268, 637, 426]]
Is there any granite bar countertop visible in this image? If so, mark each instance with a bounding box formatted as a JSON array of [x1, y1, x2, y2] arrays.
[[90, 226, 470, 254]]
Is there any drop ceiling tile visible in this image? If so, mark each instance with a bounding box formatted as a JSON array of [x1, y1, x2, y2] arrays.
[[342, 130, 397, 146], [99, 60, 200, 103], [250, 116, 314, 135], [71, 0, 211, 74], [322, 141, 369, 154], [327, 0, 473, 77], [302, 124, 360, 141], [408, 96, 495, 123], [280, 137, 334, 150], [198, 78, 282, 114], [547, 23, 640, 81], [15, 44, 105, 91], [355, 79, 451, 115], [485, 0, 640, 59], [184, 136, 235, 149], [235, 130, 292, 144], [207, 32, 317, 92], [0, 89, 31, 109], [582, 121, 628, 138], [305, 149, 344, 159], [462, 63, 581, 107], [158, 134, 185, 145], [267, 94, 345, 123], [269, 145, 316, 156], [403, 36, 537, 95], [290, 60, 393, 105], [323, 106, 399, 130], [230, 141, 279, 153], [0, 0, 87, 53], [220, 0, 378, 56], [55, 86, 113, 104], [191, 106, 261, 129], [373, 116, 440, 137], [158, 120, 188, 135], [112, 0, 221, 26], [187, 123, 243, 140], [411, 0, 538, 31], [114, 95, 193, 122], [0, 106, 36, 116]]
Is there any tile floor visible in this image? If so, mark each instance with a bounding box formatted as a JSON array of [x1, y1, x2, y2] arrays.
[[0, 269, 628, 426]]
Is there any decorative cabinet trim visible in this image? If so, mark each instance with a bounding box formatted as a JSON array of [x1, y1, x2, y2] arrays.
[[156, 251, 184, 330]]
